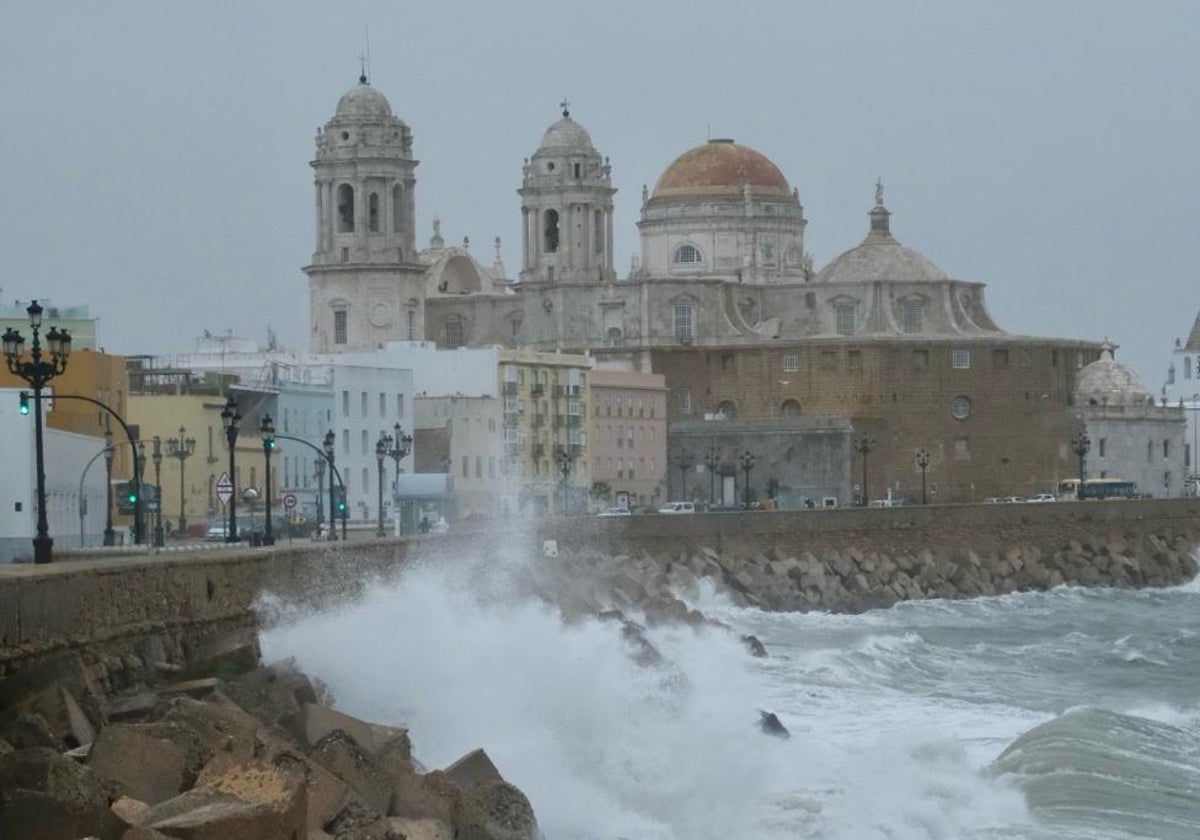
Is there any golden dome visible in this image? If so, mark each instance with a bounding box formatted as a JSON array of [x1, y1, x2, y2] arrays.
[[651, 139, 791, 199]]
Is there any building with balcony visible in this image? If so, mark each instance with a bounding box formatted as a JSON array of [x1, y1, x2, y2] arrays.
[[588, 370, 668, 510]]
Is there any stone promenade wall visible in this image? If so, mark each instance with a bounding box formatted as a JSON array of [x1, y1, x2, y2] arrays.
[[0, 500, 1197, 681]]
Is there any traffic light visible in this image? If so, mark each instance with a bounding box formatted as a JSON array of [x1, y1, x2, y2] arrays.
[[126, 484, 138, 506], [18, 391, 29, 415], [265, 438, 276, 450], [335, 486, 347, 514], [117, 481, 139, 514]]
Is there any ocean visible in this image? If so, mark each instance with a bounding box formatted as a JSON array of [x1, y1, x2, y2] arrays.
[[260, 547, 1200, 839]]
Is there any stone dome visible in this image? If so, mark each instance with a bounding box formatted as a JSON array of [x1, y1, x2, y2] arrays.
[[1076, 347, 1153, 406], [652, 139, 791, 199], [816, 194, 947, 284], [539, 115, 595, 151], [335, 79, 393, 119]]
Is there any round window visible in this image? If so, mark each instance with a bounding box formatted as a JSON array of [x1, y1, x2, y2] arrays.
[[341, 131, 350, 140], [547, 161, 556, 171], [950, 395, 972, 420]]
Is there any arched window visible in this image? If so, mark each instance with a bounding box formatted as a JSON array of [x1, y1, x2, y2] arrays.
[[716, 400, 737, 419], [443, 316, 465, 349], [368, 193, 380, 232], [336, 184, 355, 232], [781, 399, 802, 418], [1187, 356, 1193, 379], [673, 243, 702, 264], [544, 209, 560, 253], [606, 327, 622, 347], [392, 184, 403, 233]]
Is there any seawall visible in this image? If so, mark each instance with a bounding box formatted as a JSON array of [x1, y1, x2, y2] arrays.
[[0, 500, 1198, 684]]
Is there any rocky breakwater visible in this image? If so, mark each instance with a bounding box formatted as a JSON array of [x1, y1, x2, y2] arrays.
[[0, 650, 539, 840], [544, 530, 1199, 616]]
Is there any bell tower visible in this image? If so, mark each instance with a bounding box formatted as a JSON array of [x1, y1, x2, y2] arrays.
[[518, 102, 616, 286], [305, 74, 428, 352]]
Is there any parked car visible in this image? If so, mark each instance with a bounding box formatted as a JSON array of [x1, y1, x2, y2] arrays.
[[658, 501, 696, 514], [205, 520, 228, 541], [597, 507, 632, 517], [1027, 493, 1057, 503]]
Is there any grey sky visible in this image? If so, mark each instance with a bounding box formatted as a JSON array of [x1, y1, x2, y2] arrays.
[[3, 2, 1197, 389]]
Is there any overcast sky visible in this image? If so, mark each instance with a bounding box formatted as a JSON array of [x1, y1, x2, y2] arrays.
[[3, 1, 1197, 389]]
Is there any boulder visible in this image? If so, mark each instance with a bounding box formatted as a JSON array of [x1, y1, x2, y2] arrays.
[[741, 634, 767, 657], [142, 758, 307, 840], [87, 722, 211, 805], [252, 728, 350, 833], [443, 748, 504, 791], [758, 711, 789, 739], [308, 730, 392, 817], [0, 746, 126, 840], [457, 780, 539, 840], [390, 768, 460, 825], [296, 703, 409, 760], [0, 712, 59, 749], [223, 662, 318, 730], [158, 694, 260, 761], [111, 795, 151, 827], [385, 816, 453, 839]]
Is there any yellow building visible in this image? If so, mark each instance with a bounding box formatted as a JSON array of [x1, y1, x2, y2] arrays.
[[499, 348, 591, 514], [127, 390, 274, 538]]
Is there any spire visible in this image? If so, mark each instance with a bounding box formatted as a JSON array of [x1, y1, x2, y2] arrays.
[[358, 52, 368, 85], [559, 97, 570, 118], [868, 176, 891, 237]]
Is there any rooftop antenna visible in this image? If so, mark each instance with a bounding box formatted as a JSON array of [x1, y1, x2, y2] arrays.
[[364, 23, 372, 82]]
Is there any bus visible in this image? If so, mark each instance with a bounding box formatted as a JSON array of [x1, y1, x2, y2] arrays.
[[1056, 478, 1138, 501]]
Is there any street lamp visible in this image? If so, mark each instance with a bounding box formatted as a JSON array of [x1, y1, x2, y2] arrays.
[[1070, 429, 1090, 500], [704, 446, 720, 507], [915, 449, 931, 505], [3, 299, 72, 563], [103, 417, 115, 546], [739, 449, 755, 508], [386, 422, 413, 534], [323, 430, 338, 541], [165, 426, 196, 536], [151, 437, 164, 547], [674, 449, 693, 501], [855, 435, 877, 507], [259, 414, 276, 546], [375, 432, 389, 537], [554, 445, 576, 515], [314, 456, 325, 532], [220, 395, 241, 542]]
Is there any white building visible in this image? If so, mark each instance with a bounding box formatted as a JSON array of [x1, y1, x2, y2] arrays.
[[1, 388, 109, 562], [1160, 310, 1200, 493]]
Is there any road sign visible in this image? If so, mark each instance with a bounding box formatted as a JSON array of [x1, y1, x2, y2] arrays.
[[282, 493, 297, 510], [216, 471, 233, 506]]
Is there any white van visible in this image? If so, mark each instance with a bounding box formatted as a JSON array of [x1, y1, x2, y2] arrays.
[[658, 501, 696, 514]]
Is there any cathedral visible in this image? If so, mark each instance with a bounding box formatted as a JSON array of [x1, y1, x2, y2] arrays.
[[305, 75, 1128, 505]]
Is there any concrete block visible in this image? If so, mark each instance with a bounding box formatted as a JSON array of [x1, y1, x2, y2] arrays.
[[443, 748, 504, 791], [143, 759, 306, 840], [87, 723, 209, 805]]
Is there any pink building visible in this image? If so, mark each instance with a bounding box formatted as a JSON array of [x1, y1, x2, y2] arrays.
[[589, 370, 668, 510]]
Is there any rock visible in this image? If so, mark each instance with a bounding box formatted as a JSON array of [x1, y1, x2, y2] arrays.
[[325, 799, 401, 839], [223, 662, 318, 729], [758, 711, 789, 739], [458, 780, 539, 840], [252, 728, 349, 833], [121, 826, 175, 839], [0, 746, 126, 840], [142, 758, 307, 840], [295, 703, 408, 756], [309, 730, 392, 817], [87, 722, 211, 805], [185, 629, 260, 681], [0, 712, 58, 749], [158, 694, 259, 760], [741, 635, 767, 657], [107, 693, 161, 722], [384, 816, 453, 840], [444, 748, 504, 791], [389, 768, 460, 825], [159, 679, 223, 700], [111, 795, 151, 826]]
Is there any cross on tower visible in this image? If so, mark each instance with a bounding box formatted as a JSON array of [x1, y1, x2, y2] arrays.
[[560, 97, 570, 118], [359, 53, 368, 84]]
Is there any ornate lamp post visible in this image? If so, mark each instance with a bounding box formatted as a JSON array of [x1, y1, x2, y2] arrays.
[[384, 423, 412, 535], [151, 437, 164, 547], [738, 449, 756, 508], [375, 432, 389, 537], [259, 414, 276, 546], [855, 435, 877, 507], [323, 430, 338, 541], [314, 456, 325, 532], [134, 440, 145, 543], [915, 449, 931, 505], [220, 395, 241, 542], [3, 300, 72, 563], [165, 426, 196, 537], [674, 449, 693, 501], [103, 418, 116, 546], [1070, 429, 1090, 500], [554, 445, 576, 515], [704, 446, 720, 507]]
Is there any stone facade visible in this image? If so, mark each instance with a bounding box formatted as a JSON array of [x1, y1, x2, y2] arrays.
[[303, 81, 1109, 503]]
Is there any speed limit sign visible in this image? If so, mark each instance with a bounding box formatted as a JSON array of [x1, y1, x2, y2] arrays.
[[283, 493, 298, 510]]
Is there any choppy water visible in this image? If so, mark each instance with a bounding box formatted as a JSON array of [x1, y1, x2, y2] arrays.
[[260, 549, 1200, 839]]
